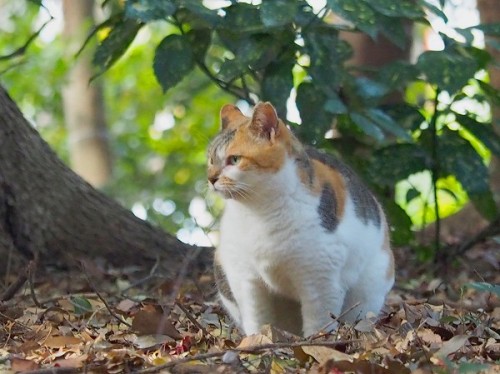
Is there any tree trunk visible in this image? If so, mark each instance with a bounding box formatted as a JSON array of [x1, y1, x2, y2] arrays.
[[62, 0, 112, 188], [0, 85, 210, 278], [477, 0, 500, 205]]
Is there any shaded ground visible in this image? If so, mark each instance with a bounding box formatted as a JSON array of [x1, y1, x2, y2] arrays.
[[0, 240, 499, 373]]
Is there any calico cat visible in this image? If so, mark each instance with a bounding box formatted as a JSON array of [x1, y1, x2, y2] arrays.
[[208, 102, 394, 337]]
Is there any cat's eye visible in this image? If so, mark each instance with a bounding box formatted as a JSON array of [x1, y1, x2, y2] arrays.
[[227, 155, 241, 165]]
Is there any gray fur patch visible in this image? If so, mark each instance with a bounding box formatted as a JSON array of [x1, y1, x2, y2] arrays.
[[213, 261, 235, 302], [307, 148, 381, 227], [208, 129, 236, 164], [318, 183, 338, 232]]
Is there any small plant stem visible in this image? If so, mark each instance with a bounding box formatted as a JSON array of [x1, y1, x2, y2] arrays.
[[430, 87, 441, 261]]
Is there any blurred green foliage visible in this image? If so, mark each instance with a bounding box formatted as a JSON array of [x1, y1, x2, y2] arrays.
[[1, 0, 499, 257]]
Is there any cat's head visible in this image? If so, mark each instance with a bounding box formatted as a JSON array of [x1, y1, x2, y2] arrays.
[[207, 102, 292, 200]]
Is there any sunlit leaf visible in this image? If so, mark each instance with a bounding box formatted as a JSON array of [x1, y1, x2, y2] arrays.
[[417, 50, 477, 93], [455, 113, 500, 157], [370, 143, 429, 186], [439, 129, 498, 220], [92, 18, 142, 77]]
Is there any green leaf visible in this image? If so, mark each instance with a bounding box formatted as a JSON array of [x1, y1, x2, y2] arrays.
[[466, 22, 500, 37], [125, 0, 176, 22], [324, 93, 347, 114], [326, 0, 378, 37], [418, 0, 448, 22], [153, 34, 195, 93], [222, 3, 265, 33], [370, 143, 429, 186], [185, 29, 211, 60], [383, 104, 425, 132], [349, 112, 385, 141], [377, 16, 408, 49], [352, 76, 390, 106], [417, 50, 478, 93], [303, 27, 351, 95], [406, 187, 420, 203], [262, 60, 294, 119], [455, 113, 500, 157], [260, 0, 297, 27], [367, 0, 424, 18], [476, 80, 500, 106], [70, 296, 93, 316], [439, 129, 497, 219], [384, 199, 414, 245], [377, 62, 419, 90], [296, 82, 334, 143], [92, 18, 142, 77], [177, 0, 220, 27], [466, 282, 500, 297], [366, 108, 412, 141]]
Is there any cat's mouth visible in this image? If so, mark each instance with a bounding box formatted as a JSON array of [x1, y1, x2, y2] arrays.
[[212, 182, 249, 200]]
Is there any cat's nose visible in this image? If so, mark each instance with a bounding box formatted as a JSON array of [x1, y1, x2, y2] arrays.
[[209, 176, 218, 185]]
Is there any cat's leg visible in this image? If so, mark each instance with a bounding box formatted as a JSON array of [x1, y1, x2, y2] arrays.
[[341, 253, 394, 323], [234, 278, 278, 335], [297, 277, 346, 337]]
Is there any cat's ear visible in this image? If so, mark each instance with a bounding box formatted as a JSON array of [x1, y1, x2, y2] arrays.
[[251, 102, 279, 142], [220, 104, 244, 130]]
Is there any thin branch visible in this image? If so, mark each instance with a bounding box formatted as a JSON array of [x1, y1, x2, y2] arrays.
[[0, 260, 36, 301], [454, 216, 500, 256], [0, 18, 53, 61], [175, 300, 209, 336], [81, 263, 132, 327], [134, 339, 360, 373]]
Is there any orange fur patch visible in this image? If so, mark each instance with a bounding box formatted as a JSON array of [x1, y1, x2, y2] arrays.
[[224, 120, 293, 173]]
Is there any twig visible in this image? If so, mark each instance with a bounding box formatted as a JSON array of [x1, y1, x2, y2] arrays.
[[28, 256, 42, 307], [308, 302, 361, 341], [134, 339, 360, 373], [0, 260, 36, 301], [175, 300, 209, 336], [81, 263, 132, 327], [0, 18, 53, 61], [21, 368, 83, 374]]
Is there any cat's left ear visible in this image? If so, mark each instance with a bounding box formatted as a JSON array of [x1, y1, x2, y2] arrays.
[[251, 102, 279, 143]]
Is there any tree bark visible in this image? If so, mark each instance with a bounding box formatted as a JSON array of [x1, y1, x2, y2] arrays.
[[62, 0, 112, 188], [477, 0, 500, 205], [0, 85, 210, 278]]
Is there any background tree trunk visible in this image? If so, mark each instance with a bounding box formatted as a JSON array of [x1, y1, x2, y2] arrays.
[[0, 85, 210, 278], [477, 0, 500, 205], [62, 0, 112, 188]]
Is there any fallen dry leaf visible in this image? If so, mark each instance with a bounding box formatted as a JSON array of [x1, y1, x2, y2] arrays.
[[237, 333, 273, 349], [434, 335, 469, 359], [43, 335, 82, 349], [302, 345, 353, 365]]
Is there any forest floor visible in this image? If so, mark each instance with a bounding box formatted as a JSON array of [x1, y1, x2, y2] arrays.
[[0, 240, 499, 373]]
